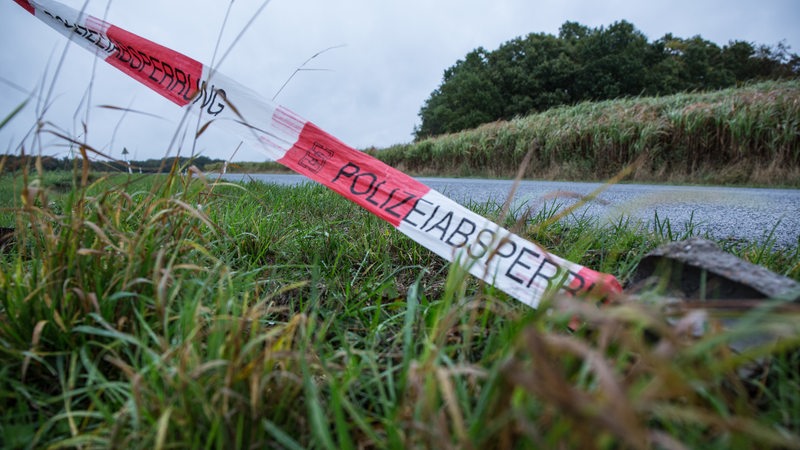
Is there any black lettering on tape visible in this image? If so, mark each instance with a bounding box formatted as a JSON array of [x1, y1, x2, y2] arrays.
[[527, 258, 559, 289], [171, 68, 188, 96], [206, 89, 226, 116], [445, 218, 477, 248], [74, 24, 88, 39], [495, 238, 518, 259], [101, 37, 113, 53], [385, 192, 417, 218], [148, 56, 162, 83], [160, 60, 175, 89], [380, 188, 400, 209], [425, 211, 453, 241], [118, 43, 132, 64], [365, 180, 387, 206], [563, 270, 586, 295], [171, 68, 187, 96], [468, 229, 495, 259], [136, 50, 152, 72], [402, 197, 432, 226], [332, 162, 360, 183], [420, 205, 440, 230], [192, 80, 209, 107], [351, 172, 377, 196], [127, 45, 144, 70], [506, 246, 539, 284], [180, 72, 195, 101], [85, 28, 100, 46], [331, 164, 416, 218]]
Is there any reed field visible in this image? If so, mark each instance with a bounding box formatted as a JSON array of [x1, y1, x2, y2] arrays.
[[0, 161, 799, 448], [376, 80, 800, 186]]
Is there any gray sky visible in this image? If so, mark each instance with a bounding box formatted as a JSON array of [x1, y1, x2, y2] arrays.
[[1, 0, 798, 162]]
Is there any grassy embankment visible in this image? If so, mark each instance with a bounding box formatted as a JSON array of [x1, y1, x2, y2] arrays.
[[376, 80, 800, 187], [0, 162, 798, 448]]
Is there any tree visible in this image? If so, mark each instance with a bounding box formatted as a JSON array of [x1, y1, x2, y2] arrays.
[[572, 20, 650, 100], [414, 20, 799, 139], [415, 48, 502, 139], [487, 33, 575, 116], [750, 41, 798, 79], [721, 40, 758, 81]]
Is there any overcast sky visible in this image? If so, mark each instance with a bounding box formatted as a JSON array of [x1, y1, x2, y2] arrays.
[[1, 0, 798, 162]]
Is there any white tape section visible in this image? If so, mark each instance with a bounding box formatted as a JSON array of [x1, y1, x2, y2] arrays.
[[13, 0, 622, 308]]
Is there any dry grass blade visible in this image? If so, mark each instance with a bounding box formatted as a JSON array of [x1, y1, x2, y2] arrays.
[[505, 326, 651, 449], [650, 403, 800, 449], [155, 407, 173, 450], [497, 139, 536, 228], [21, 320, 49, 381], [435, 367, 468, 444], [531, 152, 646, 233], [1, 99, 28, 130], [272, 45, 346, 101], [97, 104, 166, 120]]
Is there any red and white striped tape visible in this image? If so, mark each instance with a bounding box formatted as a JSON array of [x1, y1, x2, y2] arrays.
[[12, 0, 622, 308]]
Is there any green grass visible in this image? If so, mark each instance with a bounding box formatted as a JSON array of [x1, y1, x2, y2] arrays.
[[4, 6, 798, 447], [376, 79, 800, 187], [0, 166, 798, 449]]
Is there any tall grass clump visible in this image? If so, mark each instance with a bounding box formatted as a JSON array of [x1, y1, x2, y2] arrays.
[[2, 156, 799, 448], [0, 160, 318, 448], [377, 80, 800, 186]]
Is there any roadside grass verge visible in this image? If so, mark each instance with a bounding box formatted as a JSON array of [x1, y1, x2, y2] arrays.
[[4, 2, 797, 446], [376, 79, 800, 187], [0, 166, 798, 449]]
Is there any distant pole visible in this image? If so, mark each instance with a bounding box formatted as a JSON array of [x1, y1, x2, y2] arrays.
[[122, 147, 132, 174]]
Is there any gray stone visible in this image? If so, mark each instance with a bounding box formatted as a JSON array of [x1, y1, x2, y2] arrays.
[[629, 237, 800, 302], [629, 238, 800, 359]]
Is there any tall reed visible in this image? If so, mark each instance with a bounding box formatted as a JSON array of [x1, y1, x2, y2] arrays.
[[377, 80, 800, 186]]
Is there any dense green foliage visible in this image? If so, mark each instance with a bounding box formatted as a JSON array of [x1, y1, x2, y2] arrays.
[[0, 169, 798, 448], [416, 20, 799, 138], [381, 80, 800, 186]]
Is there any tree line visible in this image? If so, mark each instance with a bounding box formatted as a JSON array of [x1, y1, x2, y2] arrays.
[[414, 20, 799, 139], [1, 154, 224, 173]]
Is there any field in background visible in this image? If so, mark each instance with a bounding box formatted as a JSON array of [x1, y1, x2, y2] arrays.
[[0, 168, 798, 448], [376, 80, 800, 187]]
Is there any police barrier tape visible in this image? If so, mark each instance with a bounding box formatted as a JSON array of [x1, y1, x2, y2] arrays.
[[12, 0, 622, 308]]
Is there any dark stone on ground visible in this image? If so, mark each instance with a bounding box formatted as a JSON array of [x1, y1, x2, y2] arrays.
[[629, 237, 800, 302], [629, 237, 800, 360]]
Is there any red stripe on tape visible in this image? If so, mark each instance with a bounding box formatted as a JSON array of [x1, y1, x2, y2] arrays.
[[104, 25, 203, 106], [16, 0, 625, 310], [13, 0, 35, 14], [571, 266, 622, 297], [279, 122, 431, 227]]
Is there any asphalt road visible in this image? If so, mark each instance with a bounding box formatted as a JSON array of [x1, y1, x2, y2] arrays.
[[222, 173, 800, 248]]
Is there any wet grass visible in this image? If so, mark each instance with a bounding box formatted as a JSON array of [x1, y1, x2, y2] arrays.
[[5, 2, 799, 447], [0, 166, 798, 449]]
